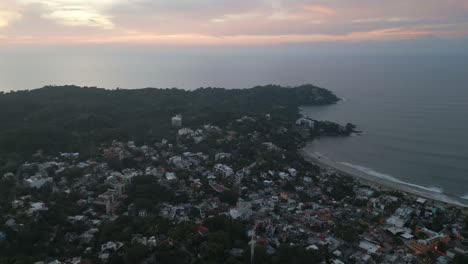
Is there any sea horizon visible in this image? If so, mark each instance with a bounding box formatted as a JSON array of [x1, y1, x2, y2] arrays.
[[2, 53, 467, 204]]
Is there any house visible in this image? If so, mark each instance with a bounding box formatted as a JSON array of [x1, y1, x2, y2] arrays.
[[101, 241, 123, 253], [416, 197, 427, 205], [197, 226, 209, 236], [229, 207, 253, 220], [411, 227, 450, 255], [172, 114, 182, 127], [213, 164, 233, 177], [24, 175, 53, 189], [303, 177, 313, 184], [29, 202, 48, 214], [210, 182, 230, 193], [105, 175, 127, 196], [60, 152, 80, 159], [296, 117, 316, 128], [11, 199, 24, 209], [278, 172, 289, 180], [262, 142, 281, 152], [68, 215, 87, 223], [93, 190, 118, 214], [165, 172, 177, 181], [288, 168, 297, 177], [169, 156, 191, 169], [138, 209, 148, 217], [215, 152, 232, 161], [178, 128, 194, 137], [359, 240, 382, 254], [386, 206, 414, 228]]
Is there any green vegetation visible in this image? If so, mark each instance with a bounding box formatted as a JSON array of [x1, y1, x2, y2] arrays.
[[416, 232, 428, 240], [454, 254, 468, 264], [310, 121, 356, 138], [127, 176, 174, 212], [0, 84, 339, 174], [332, 219, 367, 243], [437, 241, 448, 253], [0, 84, 350, 263]]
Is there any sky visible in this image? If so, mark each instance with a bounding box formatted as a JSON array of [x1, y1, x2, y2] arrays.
[[1, 0, 468, 51]]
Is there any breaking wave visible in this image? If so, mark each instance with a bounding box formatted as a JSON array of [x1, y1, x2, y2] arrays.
[[460, 195, 468, 200], [339, 162, 443, 194]]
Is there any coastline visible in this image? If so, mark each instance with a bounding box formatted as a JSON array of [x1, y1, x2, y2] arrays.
[[299, 145, 468, 209]]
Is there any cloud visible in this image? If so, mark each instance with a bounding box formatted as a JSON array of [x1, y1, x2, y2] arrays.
[[4, 23, 466, 46], [211, 12, 261, 23], [352, 17, 419, 23], [0, 10, 22, 28], [303, 5, 336, 15], [1, 0, 467, 46], [18, 0, 121, 29]]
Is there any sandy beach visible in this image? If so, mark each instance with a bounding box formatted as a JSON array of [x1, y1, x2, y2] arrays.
[[300, 146, 468, 209]]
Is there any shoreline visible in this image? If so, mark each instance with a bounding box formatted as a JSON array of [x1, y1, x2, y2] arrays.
[[299, 147, 468, 209]]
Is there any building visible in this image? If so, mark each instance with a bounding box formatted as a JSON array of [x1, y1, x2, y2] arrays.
[[411, 227, 450, 255], [24, 175, 53, 189], [172, 114, 182, 127], [296, 117, 316, 128], [165, 172, 177, 181], [215, 152, 232, 161], [213, 164, 234, 177], [93, 190, 118, 214], [359, 240, 382, 255], [28, 202, 48, 214]]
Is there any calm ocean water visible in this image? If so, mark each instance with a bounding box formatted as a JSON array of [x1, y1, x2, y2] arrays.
[[1, 52, 467, 201], [299, 55, 468, 203]]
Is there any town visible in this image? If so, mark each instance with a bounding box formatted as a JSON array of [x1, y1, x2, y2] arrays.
[[1, 113, 467, 264]]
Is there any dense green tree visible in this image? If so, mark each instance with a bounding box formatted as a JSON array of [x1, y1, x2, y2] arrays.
[[0, 85, 339, 163], [274, 245, 325, 264], [454, 254, 468, 264]]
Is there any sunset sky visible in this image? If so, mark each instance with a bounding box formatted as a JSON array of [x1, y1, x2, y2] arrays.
[[1, 0, 468, 49]]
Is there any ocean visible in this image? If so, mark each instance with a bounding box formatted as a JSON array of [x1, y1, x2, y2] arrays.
[[1, 51, 467, 204], [299, 55, 468, 205]]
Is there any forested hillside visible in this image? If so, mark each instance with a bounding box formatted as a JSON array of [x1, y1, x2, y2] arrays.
[[0, 84, 339, 172]]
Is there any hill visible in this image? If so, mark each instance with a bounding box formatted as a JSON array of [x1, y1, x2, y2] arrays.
[[0, 84, 339, 171]]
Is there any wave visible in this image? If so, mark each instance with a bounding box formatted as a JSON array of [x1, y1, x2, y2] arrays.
[[339, 162, 443, 194], [313, 152, 332, 160], [461, 195, 468, 200]]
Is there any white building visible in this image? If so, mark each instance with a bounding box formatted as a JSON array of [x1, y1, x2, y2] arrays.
[[213, 164, 234, 177], [288, 168, 297, 177], [165, 172, 177, 181], [359, 240, 382, 254], [24, 176, 53, 189], [29, 202, 48, 214], [172, 114, 182, 127], [229, 208, 253, 220], [178, 128, 194, 136], [296, 117, 316, 128]]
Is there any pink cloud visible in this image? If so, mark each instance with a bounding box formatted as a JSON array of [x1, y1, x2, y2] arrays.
[[1, 0, 467, 46], [302, 5, 336, 16], [2, 25, 465, 46]]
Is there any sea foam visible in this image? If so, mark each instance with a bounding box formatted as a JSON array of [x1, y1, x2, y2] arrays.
[[339, 162, 443, 194]]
